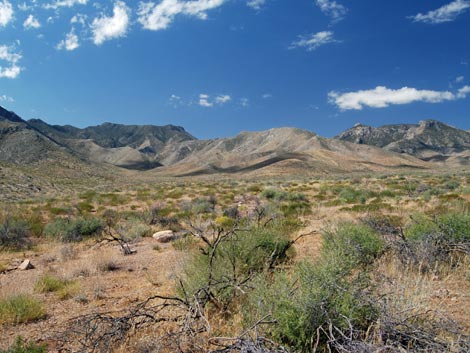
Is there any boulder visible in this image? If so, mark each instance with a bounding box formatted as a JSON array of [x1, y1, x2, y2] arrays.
[[153, 230, 178, 243], [18, 259, 35, 270]]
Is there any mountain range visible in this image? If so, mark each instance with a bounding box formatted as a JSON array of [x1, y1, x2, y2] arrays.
[[1, 105, 469, 178]]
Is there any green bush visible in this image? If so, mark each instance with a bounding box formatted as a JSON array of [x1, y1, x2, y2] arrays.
[[337, 187, 377, 204], [0, 337, 46, 353], [44, 217, 103, 242], [0, 294, 46, 324], [34, 275, 69, 293], [0, 217, 30, 250], [261, 188, 306, 202], [179, 222, 293, 309], [402, 212, 470, 270], [244, 223, 383, 352], [322, 223, 385, 268]]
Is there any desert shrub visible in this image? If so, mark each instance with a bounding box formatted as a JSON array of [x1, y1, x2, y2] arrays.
[[337, 187, 377, 204], [97, 258, 120, 272], [222, 206, 240, 219], [244, 223, 383, 352], [172, 235, 196, 251], [192, 198, 215, 214], [76, 201, 94, 214], [443, 180, 460, 190], [0, 294, 46, 324], [118, 219, 152, 241], [398, 212, 470, 271], [0, 337, 46, 353], [322, 223, 385, 268], [0, 217, 30, 250], [35, 275, 69, 293], [261, 188, 306, 202], [179, 222, 294, 310], [44, 217, 103, 242]]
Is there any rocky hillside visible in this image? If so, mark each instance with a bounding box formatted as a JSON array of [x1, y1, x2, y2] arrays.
[[0, 107, 118, 200], [336, 120, 470, 164], [0, 107, 74, 165], [150, 127, 429, 176], [28, 119, 195, 170]]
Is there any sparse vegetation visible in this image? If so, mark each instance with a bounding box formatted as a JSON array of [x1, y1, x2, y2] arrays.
[[0, 337, 46, 353], [44, 217, 103, 242], [1, 173, 469, 352], [0, 295, 46, 325]]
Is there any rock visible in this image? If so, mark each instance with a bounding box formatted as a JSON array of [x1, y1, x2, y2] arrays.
[[18, 259, 35, 270], [153, 230, 178, 243]]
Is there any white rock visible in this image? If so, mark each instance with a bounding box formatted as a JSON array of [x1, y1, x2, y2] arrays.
[[18, 259, 34, 270], [153, 230, 177, 243]]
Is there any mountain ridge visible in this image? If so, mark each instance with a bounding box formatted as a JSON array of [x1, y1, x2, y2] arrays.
[[1, 105, 468, 175], [336, 119, 470, 165]]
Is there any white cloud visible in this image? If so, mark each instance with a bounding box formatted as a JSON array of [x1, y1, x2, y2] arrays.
[[457, 85, 470, 98], [91, 1, 130, 45], [71, 13, 87, 26], [328, 86, 465, 111], [316, 0, 347, 22], [240, 97, 249, 107], [197, 93, 231, 107], [44, 0, 88, 10], [215, 94, 231, 104], [169, 94, 183, 107], [23, 14, 41, 29], [247, 0, 266, 10], [138, 0, 226, 31], [0, 94, 14, 102], [199, 93, 213, 107], [290, 31, 338, 51], [410, 0, 470, 24], [262, 93, 272, 99], [56, 29, 79, 51], [0, 44, 22, 79], [456, 75, 465, 83], [0, 1, 13, 27]]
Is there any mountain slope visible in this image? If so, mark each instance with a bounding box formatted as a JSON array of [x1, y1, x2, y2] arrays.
[[336, 120, 470, 164], [150, 127, 430, 176], [28, 119, 195, 170], [0, 106, 120, 200]]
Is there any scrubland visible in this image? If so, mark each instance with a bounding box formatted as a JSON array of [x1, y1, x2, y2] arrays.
[[1, 172, 469, 352]]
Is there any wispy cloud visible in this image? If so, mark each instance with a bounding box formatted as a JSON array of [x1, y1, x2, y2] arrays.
[[0, 1, 13, 27], [137, 0, 226, 31], [71, 13, 87, 26], [247, 0, 266, 10], [290, 31, 338, 51], [455, 76, 465, 83], [23, 14, 41, 29], [215, 94, 231, 104], [56, 29, 79, 51], [91, 1, 130, 45], [457, 85, 470, 98], [328, 86, 470, 111], [240, 97, 249, 107], [0, 45, 22, 79], [169, 94, 183, 107], [44, 0, 88, 10], [0, 94, 14, 102], [262, 93, 272, 99], [410, 0, 470, 24], [316, 0, 347, 23], [199, 93, 213, 107], [198, 93, 231, 107]]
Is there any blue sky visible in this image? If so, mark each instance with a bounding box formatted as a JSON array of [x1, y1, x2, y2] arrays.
[[0, 0, 469, 139]]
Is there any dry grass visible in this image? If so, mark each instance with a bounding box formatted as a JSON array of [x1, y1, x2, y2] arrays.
[[1, 172, 469, 351]]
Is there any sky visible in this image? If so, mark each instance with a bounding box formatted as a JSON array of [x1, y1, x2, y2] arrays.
[[0, 0, 469, 139]]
